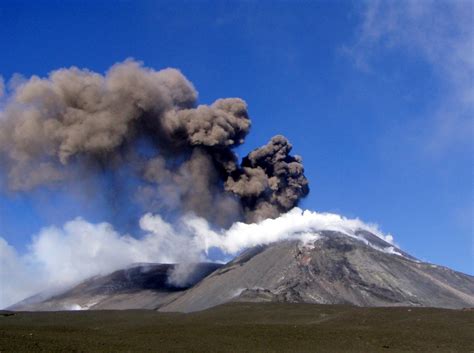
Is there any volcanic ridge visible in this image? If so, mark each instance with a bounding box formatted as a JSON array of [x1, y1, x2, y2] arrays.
[[9, 230, 474, 312]]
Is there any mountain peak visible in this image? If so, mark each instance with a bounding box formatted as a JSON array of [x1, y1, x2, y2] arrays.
[[9, 231, 474, 312]]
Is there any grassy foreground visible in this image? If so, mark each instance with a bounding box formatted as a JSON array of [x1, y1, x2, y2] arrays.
[[0, 303, 473, 353]]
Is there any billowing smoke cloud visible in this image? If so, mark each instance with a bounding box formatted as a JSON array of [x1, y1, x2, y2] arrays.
[[0, 60, 312, 308], [0, 208, 397, 308], [0, 60, 308, 224], [225, 135, 309, 221]]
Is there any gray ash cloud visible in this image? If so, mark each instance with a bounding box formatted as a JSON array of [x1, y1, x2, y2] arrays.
[[0, 59, 309, 225]]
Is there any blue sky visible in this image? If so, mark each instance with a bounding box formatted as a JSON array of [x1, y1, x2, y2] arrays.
[[0, 0, 472, 274]]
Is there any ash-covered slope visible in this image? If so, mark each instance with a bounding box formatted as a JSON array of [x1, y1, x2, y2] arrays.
[[9, 263, 222, 311], [159, 231, 474, 312], [9, 231, 474, 312]]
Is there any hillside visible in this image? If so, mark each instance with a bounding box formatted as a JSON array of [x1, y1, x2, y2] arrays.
[[9, 230, 474, 312], [160, 231, 474, 312]]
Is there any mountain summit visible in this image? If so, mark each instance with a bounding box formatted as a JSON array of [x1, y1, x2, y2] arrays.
[[9, 231, 474, 312]]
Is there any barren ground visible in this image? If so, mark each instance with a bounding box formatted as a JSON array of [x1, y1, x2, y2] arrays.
[[1, 303, 473, 352]]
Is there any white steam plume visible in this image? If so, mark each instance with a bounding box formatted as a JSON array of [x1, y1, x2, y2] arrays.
[[0, 208, 395, 309], [171, 207, 394, 254]]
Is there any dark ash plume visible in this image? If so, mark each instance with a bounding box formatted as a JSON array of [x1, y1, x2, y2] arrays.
[[225, 135, 309, 222], [0, 60, 309, 224]]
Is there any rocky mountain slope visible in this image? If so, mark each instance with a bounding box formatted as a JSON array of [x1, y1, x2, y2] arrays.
[[9, 231, 474, 312], [160, 231, 474, 312], [9, 263, 222, 311]]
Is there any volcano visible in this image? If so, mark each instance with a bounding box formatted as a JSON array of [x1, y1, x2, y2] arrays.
[[9, 230, 474, 312]]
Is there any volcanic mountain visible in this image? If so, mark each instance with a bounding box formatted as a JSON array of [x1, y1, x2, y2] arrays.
[[9, 230, 474, 312]]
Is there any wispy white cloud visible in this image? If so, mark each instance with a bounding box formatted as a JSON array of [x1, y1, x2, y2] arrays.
[[345, 0, 473, 154], [0, 76, 4, 98]]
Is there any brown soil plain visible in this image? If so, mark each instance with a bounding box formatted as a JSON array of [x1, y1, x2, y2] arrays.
[[1, 303, 473, 353]]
